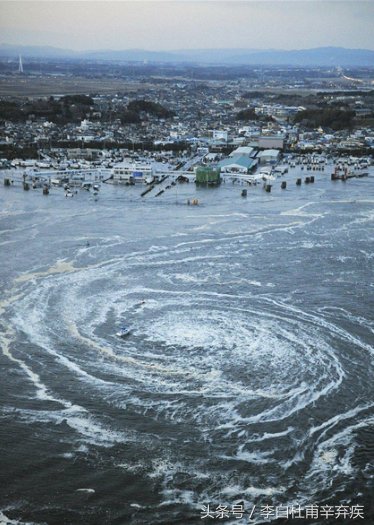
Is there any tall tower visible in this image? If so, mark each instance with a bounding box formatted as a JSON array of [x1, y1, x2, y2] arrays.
[[18, 55, 23, 73]]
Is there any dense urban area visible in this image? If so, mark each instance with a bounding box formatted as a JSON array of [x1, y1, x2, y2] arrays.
[[0, 59, 374, 175]]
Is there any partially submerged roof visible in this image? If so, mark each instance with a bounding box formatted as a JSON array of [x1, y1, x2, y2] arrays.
[[218, 154, 256, 169]]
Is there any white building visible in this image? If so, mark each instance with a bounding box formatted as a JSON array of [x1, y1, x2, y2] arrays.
[[212, 130, 228, 142], [229, 146, 255, 158], [257, 149, 280, 165], [112, 163, 153, 184]]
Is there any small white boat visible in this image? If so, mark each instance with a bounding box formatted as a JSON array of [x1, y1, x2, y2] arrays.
[[116, 326, 130, 338]]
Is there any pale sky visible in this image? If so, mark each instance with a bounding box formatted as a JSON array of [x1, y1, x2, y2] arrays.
[[0, 1, 373, 51]]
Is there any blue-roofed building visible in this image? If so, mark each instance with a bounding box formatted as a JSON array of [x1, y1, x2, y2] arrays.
[[218, 154, 257, 174]]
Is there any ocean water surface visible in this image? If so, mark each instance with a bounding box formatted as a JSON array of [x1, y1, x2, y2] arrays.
[[0, 166, 373, 524]]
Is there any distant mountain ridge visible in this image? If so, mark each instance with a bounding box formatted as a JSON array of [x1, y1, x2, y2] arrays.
[[0, 44, 73, 58], [0, 44, 373, 66]]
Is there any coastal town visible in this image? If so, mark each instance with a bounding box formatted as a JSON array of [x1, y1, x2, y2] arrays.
[[0, 60, 373, 187]]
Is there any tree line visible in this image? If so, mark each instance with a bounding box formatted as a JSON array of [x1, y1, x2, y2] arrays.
[[0, 96, 175, 125]]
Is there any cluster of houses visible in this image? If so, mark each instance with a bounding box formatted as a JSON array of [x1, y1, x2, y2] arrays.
[[1, 76, 374, 176]]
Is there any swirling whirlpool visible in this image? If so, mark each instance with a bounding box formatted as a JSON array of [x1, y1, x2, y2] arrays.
[[3, 236, 373, 523], [1, 187, 373, 524]]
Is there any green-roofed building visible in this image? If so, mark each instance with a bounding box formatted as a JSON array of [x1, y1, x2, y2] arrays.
[[195, 166, 221, 186]]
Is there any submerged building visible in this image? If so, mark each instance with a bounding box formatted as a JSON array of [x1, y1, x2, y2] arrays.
[[112, 162, 153, 184], [218, 155, 257, 174], [195, 166, 221, 186]]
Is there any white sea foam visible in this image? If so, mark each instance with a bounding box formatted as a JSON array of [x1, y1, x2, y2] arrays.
[[306, 414, 374, 486], [14, 260, 76, 283], [0, 327, 58, 403], [4, 405, 130, 448], [159, 489, 196, 505], [229, 448, 277, 464], [221, 485, 285, 497]]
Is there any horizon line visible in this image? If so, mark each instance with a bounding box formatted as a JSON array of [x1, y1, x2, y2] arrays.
[[2, 44, 374, 53]]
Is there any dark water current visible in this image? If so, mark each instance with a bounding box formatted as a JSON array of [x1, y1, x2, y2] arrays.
[[0, 167, 373, 525]]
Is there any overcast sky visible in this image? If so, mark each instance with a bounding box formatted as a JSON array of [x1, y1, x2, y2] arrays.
[[0, 1, 373, 51]]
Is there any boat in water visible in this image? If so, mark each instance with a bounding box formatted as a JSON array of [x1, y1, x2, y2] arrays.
[[116, 326, 130, 338]]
